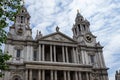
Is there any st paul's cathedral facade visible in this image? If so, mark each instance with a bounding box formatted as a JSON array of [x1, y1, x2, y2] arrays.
[[1, 6, 109, 80]]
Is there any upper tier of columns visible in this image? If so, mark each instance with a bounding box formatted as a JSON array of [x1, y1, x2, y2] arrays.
[[37, 44, 78, 63]]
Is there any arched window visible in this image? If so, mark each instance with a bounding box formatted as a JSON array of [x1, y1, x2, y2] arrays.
[[12, 75, 21, 80], [15, 78, 18, 80]]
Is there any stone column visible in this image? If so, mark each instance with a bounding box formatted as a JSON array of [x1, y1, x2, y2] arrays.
[[39, 44, 42, 61], [73, 47, 77, 63], [78, 72, 82, 80], [101, 52, 105, 67], [42, 45, 45, 61], [67, 71, 70, 80], [89, 73, 92, 80], [98, 52, 102, 67], [75, 72, 78, 80], [54, 46, 56, 62], [50, 45, 53, 61], [86, 72, 89, 80], [42, 70, 45, 80], [84, 51, 89, 64], [25, 69, 28, 80], [62, 46, 65, 62], [29, 69, 32, 80], [38, 70, 41, 80], [64, 71, 67, 80], [81, 50, 85, 64], [65, 47, 69, 62], [54, 71, 57, 80], [76, 26, 79, 36], [96, 53, 100, 67], [51, 70, 53, 80]]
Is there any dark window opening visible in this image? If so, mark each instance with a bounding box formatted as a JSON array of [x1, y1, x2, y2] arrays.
[[45, 45, 50, 61], [21, 16, 24, 23], [57, 71, 63, 80], [68, 47, 73, 63], [90, 55, 95, 63], [16, 49, 21, 60], [78, 24, 81, 31], [15, 78, 18, 80], [83, 25, 86, 31], [45, 70, 50, 80], [22, 10, 24, 13], [81, 72, 87, 80], [33, 51, 37, 61], [56, 46, 63, 62], [33, 78, 36, 80], [32, 70, 38, 80], [81, 18, 83, 21], [70, 71, 74, 80]]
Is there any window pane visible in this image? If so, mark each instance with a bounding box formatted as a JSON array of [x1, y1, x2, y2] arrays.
[[33, 51, 37, 61], [17, 49, 20, 58]]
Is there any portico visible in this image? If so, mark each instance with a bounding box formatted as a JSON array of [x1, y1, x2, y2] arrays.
[[37, 41, 78, 63]]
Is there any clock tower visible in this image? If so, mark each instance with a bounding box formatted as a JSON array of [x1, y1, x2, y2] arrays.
[[8, 6, 32, 40], [72, 10, 96, 46], [72, 10, 109, 80]]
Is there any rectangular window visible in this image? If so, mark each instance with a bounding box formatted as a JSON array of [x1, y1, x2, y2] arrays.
[[21, 16, 24, 23], [90, 55, 95, 63], [83, 25, 86, 31], [16, 49, 21, 60], [33, 51, 37, 61]]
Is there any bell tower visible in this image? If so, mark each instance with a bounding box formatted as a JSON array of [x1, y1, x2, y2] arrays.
[[8, 6, 32, 40], [72, 10, 109, 80], [72, 10, 96, 46]]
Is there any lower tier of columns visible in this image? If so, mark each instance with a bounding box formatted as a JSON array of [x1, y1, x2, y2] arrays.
[[25, 69, 91, 80]]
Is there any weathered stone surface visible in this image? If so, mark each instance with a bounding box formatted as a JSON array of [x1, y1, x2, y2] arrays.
[[2, 6, 109, 80]]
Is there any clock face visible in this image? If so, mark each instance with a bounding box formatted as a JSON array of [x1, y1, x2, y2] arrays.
[[85, 34, 93, 43], [17, 28, 23, 35]]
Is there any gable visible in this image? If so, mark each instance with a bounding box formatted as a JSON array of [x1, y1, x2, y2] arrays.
[[40, 32, 76, 43]]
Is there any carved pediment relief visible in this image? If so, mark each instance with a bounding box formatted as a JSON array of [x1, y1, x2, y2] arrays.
[[40, 32, 76, 43]]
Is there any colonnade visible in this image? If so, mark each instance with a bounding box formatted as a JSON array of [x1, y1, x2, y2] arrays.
[[25, 69, 91, 80], [38, 44, 79, 63]]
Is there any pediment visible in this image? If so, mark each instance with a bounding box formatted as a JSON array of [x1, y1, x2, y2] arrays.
[[40, 32, 76, 43]]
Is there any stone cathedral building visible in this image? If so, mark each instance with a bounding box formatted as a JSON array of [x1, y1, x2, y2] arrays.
[[2, 6, 109, 80], [115, 70, 120, 80]]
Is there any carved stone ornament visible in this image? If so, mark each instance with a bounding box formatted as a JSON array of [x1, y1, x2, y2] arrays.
[[14, 45, 23, 50], [52, 35, 64, 41]]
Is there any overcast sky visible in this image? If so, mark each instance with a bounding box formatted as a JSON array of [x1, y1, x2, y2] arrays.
[[18, 0, 120, 80]]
